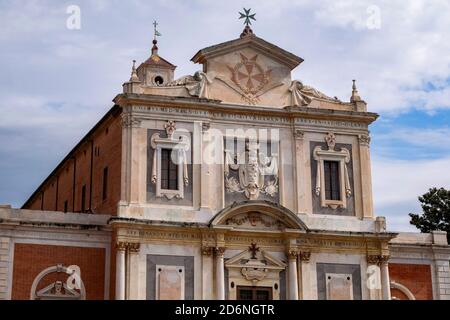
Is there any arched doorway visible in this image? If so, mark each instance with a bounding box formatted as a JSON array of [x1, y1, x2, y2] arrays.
[[209, 200, 309, 300]]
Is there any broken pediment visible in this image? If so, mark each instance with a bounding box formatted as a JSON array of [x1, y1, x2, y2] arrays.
[[210, 201, 308, 231], [35, 281, 83, 300], [225, 246, 286, 284]]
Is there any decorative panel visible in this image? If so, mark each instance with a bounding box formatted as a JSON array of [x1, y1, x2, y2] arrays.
[[155, 265, 185, 300], [325, 273, 353, 300]]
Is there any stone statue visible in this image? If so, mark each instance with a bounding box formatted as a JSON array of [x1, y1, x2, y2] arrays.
[[289, 80, 339, 106], [168, 71, 215, 99]]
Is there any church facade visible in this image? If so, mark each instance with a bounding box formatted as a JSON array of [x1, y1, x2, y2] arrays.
[[1, 24, 449, 300]]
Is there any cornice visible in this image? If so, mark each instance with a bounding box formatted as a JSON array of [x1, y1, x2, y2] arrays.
[[113, 93, 379, 125]]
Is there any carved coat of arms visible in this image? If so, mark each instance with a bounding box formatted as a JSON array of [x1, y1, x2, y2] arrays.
[[224, 140, 278, 200]]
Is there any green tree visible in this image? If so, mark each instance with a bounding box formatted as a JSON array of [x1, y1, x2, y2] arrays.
[[409, 187, 450, 241]]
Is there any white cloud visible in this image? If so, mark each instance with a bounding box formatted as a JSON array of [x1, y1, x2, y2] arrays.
[[375, 127, 450, 150], [372, 156, 450, 231], [1, 0, 450, 229]]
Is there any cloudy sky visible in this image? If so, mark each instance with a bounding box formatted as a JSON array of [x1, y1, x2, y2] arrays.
[[0, 0, 449, 231]]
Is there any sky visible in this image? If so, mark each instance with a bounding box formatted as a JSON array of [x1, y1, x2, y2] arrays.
[[0, 0, 449, 231]]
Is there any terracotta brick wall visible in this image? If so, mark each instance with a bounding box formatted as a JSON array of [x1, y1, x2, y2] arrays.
[[42, 179, 57, 210], [91, 114, 122, 215], [24, 107, 122, 216], [73, 143, 93, 213], [389, 263, 433, 300], [12, 243, 106, 300]]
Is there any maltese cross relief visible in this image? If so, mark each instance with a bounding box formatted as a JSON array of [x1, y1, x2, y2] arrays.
[[227, 53, 272, 105]]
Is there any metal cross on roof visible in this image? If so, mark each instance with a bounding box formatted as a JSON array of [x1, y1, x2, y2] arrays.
[[153, 20, 162, 40], [239, 8, 256, 27]]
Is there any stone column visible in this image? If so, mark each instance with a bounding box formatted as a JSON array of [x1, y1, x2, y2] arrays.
[[379, 255, 391, 300], [202, 246, 214, 299], [127, 243, 141, 300], [115, 242, 127, 300], [298, 251, 311, 300], [366, 255, 382, 300], [215, 247, 225, 300], [287, 249, 299, 300], [358, 134, 374, 219]]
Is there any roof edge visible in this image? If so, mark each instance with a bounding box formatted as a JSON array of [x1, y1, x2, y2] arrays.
[[191, 35, 303, 70], [22, 105, 122, 208]]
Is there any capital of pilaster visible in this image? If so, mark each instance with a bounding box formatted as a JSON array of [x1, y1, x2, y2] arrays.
[[202, 246, 214, 256], [286, 249, 299, 259], [214, 247, 226, 257], [299, 251, 311, 262], [358, 134, 371, 147]]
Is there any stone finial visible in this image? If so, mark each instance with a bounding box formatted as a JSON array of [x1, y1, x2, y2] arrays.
[[239, 8, 256, 38], [375, 216, 386, 233], [240, 25, 255, 38], [151, 39, 159, 56], [129, 60, 140, 82], [350, 80, 362, 103]]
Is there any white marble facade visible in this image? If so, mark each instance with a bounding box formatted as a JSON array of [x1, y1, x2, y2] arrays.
[[1, 27, 449, 301], [115, 29, 395, 301]]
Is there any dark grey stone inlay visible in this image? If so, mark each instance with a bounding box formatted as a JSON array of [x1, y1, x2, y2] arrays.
[[146, 254, 194, 300], [316, 263, 362, 300]]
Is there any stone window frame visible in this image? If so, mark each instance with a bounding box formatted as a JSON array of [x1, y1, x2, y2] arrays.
[[313, 133, 352, 209], [150, 121, 190, 200]]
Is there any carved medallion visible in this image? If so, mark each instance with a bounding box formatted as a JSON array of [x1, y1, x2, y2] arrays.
[[227, 53, 271, 104]]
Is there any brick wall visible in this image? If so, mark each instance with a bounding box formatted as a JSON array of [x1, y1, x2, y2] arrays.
[[389, 263, 433, 300], [23, 107, 122, 216], [12, 243, 106, 300]]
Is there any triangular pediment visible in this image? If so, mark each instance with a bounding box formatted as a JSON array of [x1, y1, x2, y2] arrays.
[[191, 35, 303, 70], [226, 249, 286, 269], [36, 281, 82, 300], [189, 33, 303, 106]]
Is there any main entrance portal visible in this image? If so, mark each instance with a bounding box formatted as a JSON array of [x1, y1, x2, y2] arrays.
[[237, 286, 273, 300]]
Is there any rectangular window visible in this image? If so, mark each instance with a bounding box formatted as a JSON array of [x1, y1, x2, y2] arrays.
[[63, 200, 68, 213], [102, 167, 108, 200], [161, 149, 178, 190], [81, 185, 86, 212], [324, 161, 340, 200]]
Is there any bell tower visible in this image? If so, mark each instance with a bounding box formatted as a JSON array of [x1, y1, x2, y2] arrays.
[[136, 21, 176, 86]]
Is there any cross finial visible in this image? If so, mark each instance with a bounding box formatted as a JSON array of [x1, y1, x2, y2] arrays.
[[249, 243, 260, 259], [153, 20, 162, 41], [239, 8, 256, 27]]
